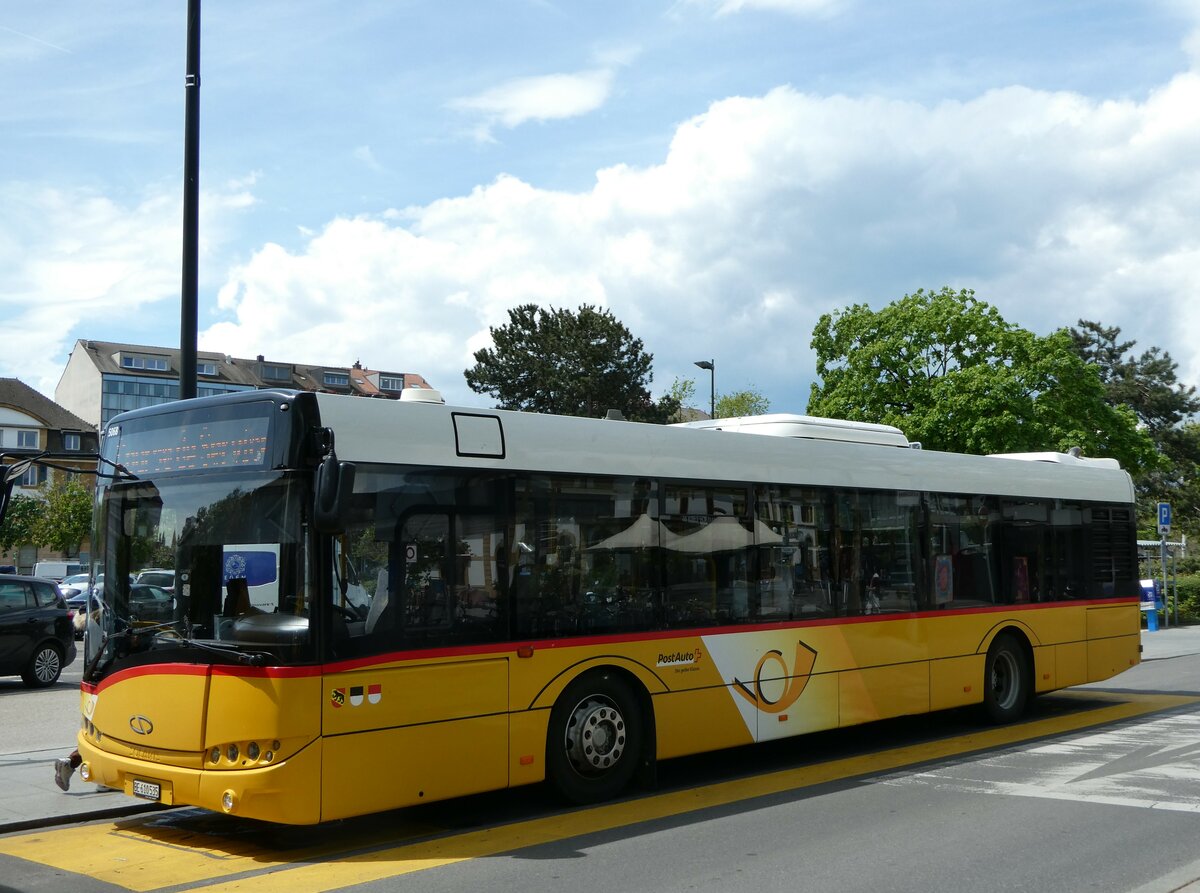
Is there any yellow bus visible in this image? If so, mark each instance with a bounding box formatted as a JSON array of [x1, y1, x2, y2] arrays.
[[78, 389, 1141, 823]]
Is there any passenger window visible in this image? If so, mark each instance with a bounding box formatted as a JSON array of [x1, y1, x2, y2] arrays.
[[0, 582, 30, 611], [32, 581, 60, 608]]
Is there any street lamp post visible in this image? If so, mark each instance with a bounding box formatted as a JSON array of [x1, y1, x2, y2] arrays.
[[694, 359, 715, 419]]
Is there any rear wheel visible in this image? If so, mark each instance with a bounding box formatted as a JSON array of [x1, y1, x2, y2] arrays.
[[22, 643, 63, 688], [546, 671, 644, 804], [983, 634, 1029, 723]]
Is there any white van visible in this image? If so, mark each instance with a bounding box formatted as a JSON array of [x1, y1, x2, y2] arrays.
[[32, 561, 84, 581]]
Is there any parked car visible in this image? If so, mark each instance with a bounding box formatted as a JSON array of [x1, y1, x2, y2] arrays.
[[0, 574, 77, 687], [127, 583, 175, 623], [73, 584, 176, 637], [134, 569, 175, 593], [59, 573, 92, 599]]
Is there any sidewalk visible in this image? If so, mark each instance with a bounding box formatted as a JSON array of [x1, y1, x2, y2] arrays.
[[0, 746, 161, 835], [1139, 623, 1200, 661]]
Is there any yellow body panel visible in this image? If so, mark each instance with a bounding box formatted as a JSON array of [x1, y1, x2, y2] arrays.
[[321, 716, 509, 820], [839, 663, 929, 725], [79, 602, 1140, 824], [930, 654, 985, 710], [1055, 641, 1089, 688], [206, 673, 322, 750]]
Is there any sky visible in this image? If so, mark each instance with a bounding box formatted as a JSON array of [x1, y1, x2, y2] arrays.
[[3, 0, 1200, 417]]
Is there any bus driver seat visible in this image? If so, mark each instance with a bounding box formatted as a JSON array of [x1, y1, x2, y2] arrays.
[[365, 567, 390, 635]]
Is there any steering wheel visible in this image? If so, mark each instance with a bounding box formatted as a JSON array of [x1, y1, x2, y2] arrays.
[[330, 603, 362, 622]]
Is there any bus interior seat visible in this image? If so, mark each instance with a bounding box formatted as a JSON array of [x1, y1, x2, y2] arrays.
[[365, 567, 390, 634]]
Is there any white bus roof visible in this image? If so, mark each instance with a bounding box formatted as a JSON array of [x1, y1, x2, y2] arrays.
[[673, 414, 911, 447], [313, 394, 1135, 505]]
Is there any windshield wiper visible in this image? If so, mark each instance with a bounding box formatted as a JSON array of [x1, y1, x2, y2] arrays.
[[162, 634, 272, 666]]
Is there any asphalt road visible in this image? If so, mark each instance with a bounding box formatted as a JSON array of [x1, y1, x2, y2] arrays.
[[2, 650, 1199, 892], [0, 652, 83, 755]]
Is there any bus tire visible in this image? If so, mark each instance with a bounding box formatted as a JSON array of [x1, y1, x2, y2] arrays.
[[983, 633, 1030, 723], [22, 642, 63, 688], [546, 671, 643, 804]]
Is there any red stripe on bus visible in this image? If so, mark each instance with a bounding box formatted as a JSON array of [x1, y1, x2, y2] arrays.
[[83, 596, 1138, 684]]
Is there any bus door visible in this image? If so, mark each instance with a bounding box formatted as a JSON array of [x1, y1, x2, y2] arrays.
[[321, 507, 509, 820]]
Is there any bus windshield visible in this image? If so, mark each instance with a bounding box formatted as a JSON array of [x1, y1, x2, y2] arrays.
[[85, 468, 315, 678]]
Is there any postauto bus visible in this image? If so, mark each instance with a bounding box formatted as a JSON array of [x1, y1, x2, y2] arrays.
[[78, 389, 1141, 823]]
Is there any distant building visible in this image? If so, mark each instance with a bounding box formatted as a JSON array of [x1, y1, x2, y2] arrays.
[[0, 378, 99, 572], [55, 340, 434, 428]]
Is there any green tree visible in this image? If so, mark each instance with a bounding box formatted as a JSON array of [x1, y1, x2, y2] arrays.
[[464, 304, 679, 422], [35, 477, 94, 555], [715, 388, 770, 419], [1070, 319, 1200, 532], [0, 494, 41, 553], [808, 287, 1159, 473]]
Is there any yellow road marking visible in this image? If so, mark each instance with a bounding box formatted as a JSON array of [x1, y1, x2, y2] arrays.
[[1, 691, 1193, 893]]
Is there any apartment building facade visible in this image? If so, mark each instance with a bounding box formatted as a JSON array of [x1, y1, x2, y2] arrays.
[[0, 378, 100, 572], [55, 340, 433, 428]]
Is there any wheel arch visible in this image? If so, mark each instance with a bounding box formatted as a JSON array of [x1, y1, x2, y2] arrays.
[[527, 656, 667, 712], [975, 620, 1039, 659], [536, 659, 660, 790]]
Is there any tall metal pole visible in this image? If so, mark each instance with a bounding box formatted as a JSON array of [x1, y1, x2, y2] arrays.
[[1160, 533, 1169, 629], [180, 0, 201, 401], [694, 359, 715, 419]]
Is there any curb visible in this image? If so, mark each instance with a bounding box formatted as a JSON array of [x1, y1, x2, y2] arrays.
[[0, 802, 166, 836]]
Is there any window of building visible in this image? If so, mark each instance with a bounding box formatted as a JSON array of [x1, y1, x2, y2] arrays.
[[379, 375, 405, 391], [197, 362, 218, 376], [100, 375, 251, 427], [17, 464, 45, 487], [323, 371, 350, 387], [261, 364, 291, 381], [63, 433, 81, 451], [17, 429, 38, 449], [120, 354, 169, 372]]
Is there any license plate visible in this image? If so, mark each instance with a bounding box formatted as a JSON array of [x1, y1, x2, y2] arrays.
[[131, 779, 161, 801]]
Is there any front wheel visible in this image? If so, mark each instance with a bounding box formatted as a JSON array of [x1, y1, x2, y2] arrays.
[[23, 643, 63, 688], [983, 634, 1030, 723], [546, 671, 644, 804]]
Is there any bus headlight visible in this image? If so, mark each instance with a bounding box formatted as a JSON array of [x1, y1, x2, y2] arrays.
[[221, 790, 236, 812]]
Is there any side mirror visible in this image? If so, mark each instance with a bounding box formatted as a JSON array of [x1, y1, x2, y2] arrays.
[[314, 453, 356, 534]]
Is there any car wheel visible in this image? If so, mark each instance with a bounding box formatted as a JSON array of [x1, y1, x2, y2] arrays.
[[22, 643, 63, 688]]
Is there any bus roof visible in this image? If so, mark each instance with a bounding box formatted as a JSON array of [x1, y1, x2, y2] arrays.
[[312, 393, 1135, 505]]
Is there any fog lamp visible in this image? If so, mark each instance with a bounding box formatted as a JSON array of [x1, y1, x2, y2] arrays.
[[79, 763, 91, 782], [222, 789, 236, 812]]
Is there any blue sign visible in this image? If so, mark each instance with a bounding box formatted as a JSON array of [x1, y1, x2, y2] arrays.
[[1158, 502, 1172, 534], [222, 549, 278, 586]]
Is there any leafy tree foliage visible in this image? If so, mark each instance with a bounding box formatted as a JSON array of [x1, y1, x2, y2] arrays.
[[35, 477, 93, 555], [1071, 320, 1200, 532], [807, 287, 1159, 473], [0, 494, 41, 553], [464, 304, 679, 422], [716, 388, 770, 419]]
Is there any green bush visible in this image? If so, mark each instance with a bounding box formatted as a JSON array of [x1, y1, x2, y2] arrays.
[[1172, 574, 1200, 624]]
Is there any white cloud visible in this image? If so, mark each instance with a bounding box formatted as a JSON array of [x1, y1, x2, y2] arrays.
[[683, 0, 846, 18], [449, 69, 614, 140], [203, 72, 1200, 411], [8, 59, 1200, 417], [0, 179, 255, 396]]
